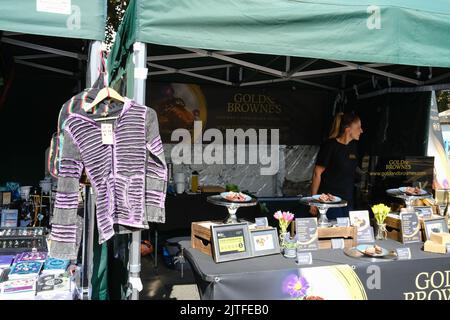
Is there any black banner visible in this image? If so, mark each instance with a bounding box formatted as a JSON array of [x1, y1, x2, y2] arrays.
[[148, 83, 333, 145], [367, 156, 434, 204], [354, 258, 450, 300]]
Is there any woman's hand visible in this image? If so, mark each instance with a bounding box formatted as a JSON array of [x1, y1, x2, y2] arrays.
[[309, 206, 318, 216]]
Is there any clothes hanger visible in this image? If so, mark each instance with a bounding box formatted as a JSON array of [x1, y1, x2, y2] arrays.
[[83, 86, 124, 112], [93, 115, 120, 122], [84, 50, 125, 113]]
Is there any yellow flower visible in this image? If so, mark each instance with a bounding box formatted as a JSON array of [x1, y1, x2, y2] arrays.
[[371, 203, 390, 224]]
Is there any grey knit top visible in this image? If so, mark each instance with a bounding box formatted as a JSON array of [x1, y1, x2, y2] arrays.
[[49, 98, 167, 260]]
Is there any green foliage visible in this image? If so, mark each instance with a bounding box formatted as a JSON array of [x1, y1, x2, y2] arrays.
[[437, 90, 450, 113], [259, 202, 269, 215], [105, 0, 129, 51], [225, 184, 240, 192]]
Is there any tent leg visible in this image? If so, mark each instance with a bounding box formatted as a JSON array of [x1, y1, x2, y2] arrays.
[[81, 40, 102, 300], [129, 231, 141, 300], [87, 187, 95, 299], [128, 41, 147, 300], [80, 186, 89, 299], [154, 227, 158, 269]]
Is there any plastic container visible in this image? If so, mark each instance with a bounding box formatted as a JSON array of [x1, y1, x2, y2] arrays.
[[191, 171, 199, 193]]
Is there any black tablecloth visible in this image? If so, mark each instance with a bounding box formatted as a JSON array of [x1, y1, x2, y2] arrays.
[[180, 240, 450, 300], [158, 193, 261, 232]]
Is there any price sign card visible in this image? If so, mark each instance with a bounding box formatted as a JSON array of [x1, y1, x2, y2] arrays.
[[350, 210, 375, 243], [400, 212, 421, 244], [296, 252, 313, 265], [295, 218, 318, 251], [396, 247, 412, 260]]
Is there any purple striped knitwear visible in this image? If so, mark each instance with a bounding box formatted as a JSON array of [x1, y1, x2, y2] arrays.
[[50, 98, 167, 259]]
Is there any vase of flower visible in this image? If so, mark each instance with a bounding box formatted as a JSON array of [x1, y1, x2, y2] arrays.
[[283, 248, 297, 258], [372, 203, 390, 241], [273, 210, 295, 250], [283, 244, 297, 258], [282, 234, 298, 258], [279, 230, 288, 249], [376, 223, 387, 240]]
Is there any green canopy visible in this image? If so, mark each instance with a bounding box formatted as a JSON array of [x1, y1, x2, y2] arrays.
[[115, 0, 450, 68], [0, 0, 106, 40]]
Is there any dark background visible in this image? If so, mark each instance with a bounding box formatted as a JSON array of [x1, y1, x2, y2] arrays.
[[354, 92, 431, 157], [0, 71, 78, 185], [148, 83, 335, 145], [0, 77, 432, 186]]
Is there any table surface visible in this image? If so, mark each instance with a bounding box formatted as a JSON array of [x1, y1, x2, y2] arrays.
[[180, 239, 449, 282]]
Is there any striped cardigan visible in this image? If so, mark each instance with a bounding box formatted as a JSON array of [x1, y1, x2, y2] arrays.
[[49, 96, 167, 260]]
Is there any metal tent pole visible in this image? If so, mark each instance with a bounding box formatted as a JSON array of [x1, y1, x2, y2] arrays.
[[81, 40, 102, 300], [128, 42, 147, 300], [86, 187, 95, 299], [80, 184, 96, 298], [80, 185, 89, 299]]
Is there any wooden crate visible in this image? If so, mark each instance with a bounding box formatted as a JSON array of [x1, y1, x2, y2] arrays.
[[191, 221, 223, 256], [386, 214, 420, 242], [385, 215, 402, 242], [385, 214, 446, 242], [317, 226, 358, 249], [193, 221, 358, 254]]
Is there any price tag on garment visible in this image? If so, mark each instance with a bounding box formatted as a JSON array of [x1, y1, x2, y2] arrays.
[[396, 247, 412, 260], [101, 123, 114, 145], [296, 252, 313, 265]]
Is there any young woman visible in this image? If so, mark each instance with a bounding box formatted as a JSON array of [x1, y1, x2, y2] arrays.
[[310, 112, 363, 219]]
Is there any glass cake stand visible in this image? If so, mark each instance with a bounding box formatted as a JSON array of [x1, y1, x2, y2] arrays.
[[386, 188, 433, 209], [207, 195, 258, 224], [300, 196, 348, 227]]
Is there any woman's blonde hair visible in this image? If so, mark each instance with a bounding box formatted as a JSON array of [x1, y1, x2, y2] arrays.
[[329, 112, 360, 139]]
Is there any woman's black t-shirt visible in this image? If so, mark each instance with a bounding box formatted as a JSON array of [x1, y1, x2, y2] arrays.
[[315, 139, 358, 204]]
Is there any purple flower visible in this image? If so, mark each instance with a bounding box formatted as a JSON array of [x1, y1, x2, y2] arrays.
[[282, 274, 310, 299]]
